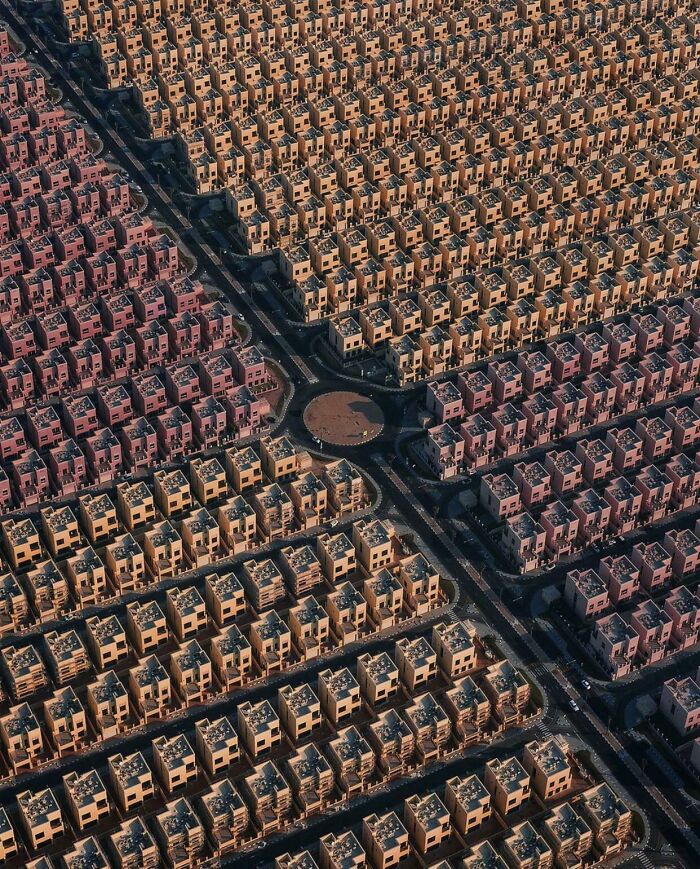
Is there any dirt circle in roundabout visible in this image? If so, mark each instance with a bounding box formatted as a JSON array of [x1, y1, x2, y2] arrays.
[[303, 391, 384, 446]]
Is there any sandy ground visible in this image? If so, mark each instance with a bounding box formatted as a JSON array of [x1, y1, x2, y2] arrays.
[[304, 391, 384, 446]]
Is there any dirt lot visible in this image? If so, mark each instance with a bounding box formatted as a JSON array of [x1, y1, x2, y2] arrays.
[[304, 391, 384, 446]]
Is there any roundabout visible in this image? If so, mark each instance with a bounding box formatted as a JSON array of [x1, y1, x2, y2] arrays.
[[303, 390, 385, 446]]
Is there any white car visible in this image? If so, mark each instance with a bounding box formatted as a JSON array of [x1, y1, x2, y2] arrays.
[[569, 699, 580, 712], [581, 679, 591, 691]]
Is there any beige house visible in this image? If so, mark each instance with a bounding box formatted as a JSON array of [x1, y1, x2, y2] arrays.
[[279, 682, 323, 741], [63, 769, 111, 830], [444, 774, 491, 835], [238, 699, 282, 757], [195, 716, 239, 776], [318, 667, 361, 725], [152, 733, 198, 793], [109, 751, 155, 813], [395, 636, 437, 691]]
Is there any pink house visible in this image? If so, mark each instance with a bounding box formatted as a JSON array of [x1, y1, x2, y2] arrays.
[[199, 300, 235, 349], [635, 416, 673, 461], [42, 190, 74, 232], [165, 277, 200, 314], [116, 212, 152, 247], [457, 369, 492, 413], [589, 613, 639, 679], [101, 330, 137, 379], [53, 261, 87, 306], [156, 406, 193, 459], [120, 417, 158, 470], [603, 476, 643, 534], [97, 384, 133, 428], [631, 313, 664, 354], [200, 353, 236, 398], [564, 569, 609, 620], [23, 270, 55, 316], [133, 373, 168, 417], [2, 319, 35, 359], [166, 364, 201, 405], [684, 295, 700, 339], [540, 500, 579, 559], [658, 304, 691, 348], [546, 340, 581, 382], [148, 234, 180, 279], [36, 311, 70, 351], [575, 330, 609, 373], [599, 555, 639, 607], [99, 173, 131, 214], [135, 321, 169, 367], [502, 512, 546, 573], [26, 406, 63, 450], [633, 463, 672, 520], [225, 385, 270, 438], [116, 245, 149, 288], [667, 344, 700, 391], [426, 380, 464, 423], [512, 461, 551, 507], [233, 345, 268, 388], [0, 466, 12, 509], [480, 473, 521, 520], [69, 302, 102, 341], [11, 449, 50, 506], [610, 362, 645, 413], [49, 438, 86, 495], [0, 242, 22, 280], [86, 428, 123, 483], [0, 358, 35, 408], [459, 414, 496, 469], [545, 450, 583, 496], [166, 311, 202, 358], [575, 439, 613, 485], [34, 349, 70, 397], [67, 339, 103, 388], [664, 529, 700, 579], [552, 382, 587, 435], [630, 600, 672, 665], [492, 403, 527, 457], [55, 226, 86, 262], [517, 350, 552, 394], [85, 251, 119, 295], [102, 294, 135, 332], [581, 372, 616, 424], [522, 393, 557, 446], [486, 360, 523, 403], [664, 586, 700, 651], [134, 284, 167, 323], [665, 406, 700, 450], [425, 424, 465, 479], [192, 397, 228, 448], [85, 218, 116, 254], [0, 275, 21, 324], [632, 541, 672, 591], [572, 489, 611, 545], [605, 427, 643, 473], [0, 416, 26, 462], [639, 352, 673, 403], [666, 453, 700, 509], [602, 321, 636, 364]]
